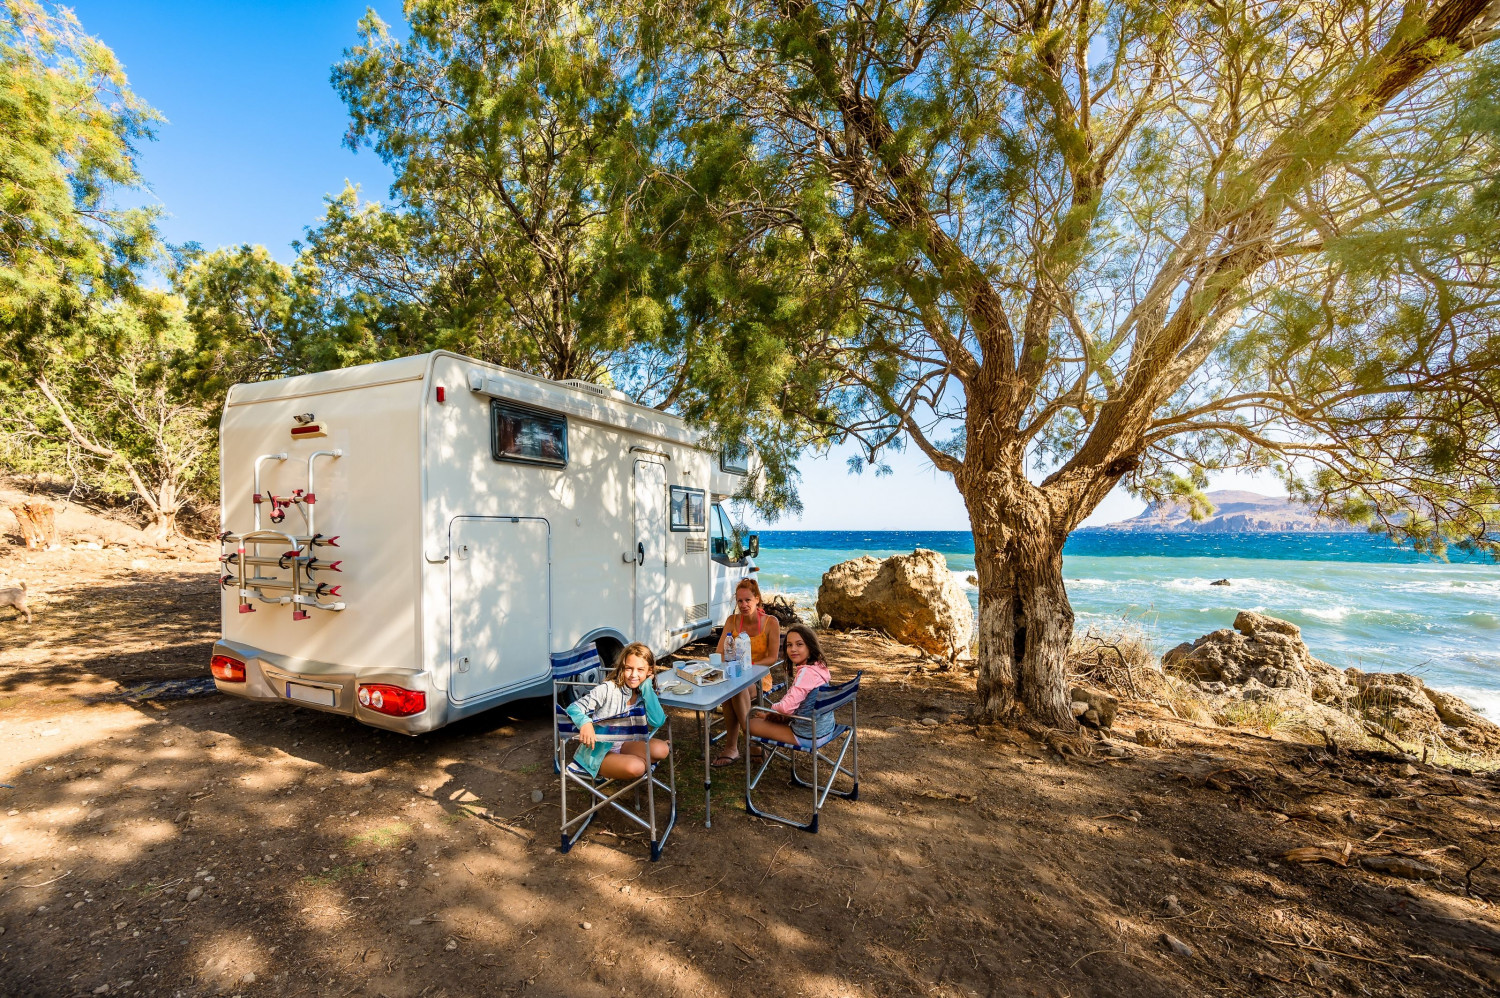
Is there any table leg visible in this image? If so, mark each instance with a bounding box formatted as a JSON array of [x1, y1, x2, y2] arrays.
[[702, 709, 712, 828]]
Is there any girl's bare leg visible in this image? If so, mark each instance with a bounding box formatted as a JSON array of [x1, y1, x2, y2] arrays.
[[748, 717, 796, 745], [596, 752, 647, 780], [714, 690, 752, 764], [620, 739, 670, 763]]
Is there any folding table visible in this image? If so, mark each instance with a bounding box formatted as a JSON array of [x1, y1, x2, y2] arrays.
[[654, 664, 770, 828]]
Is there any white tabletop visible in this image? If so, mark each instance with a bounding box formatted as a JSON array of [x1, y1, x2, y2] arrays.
[[653, 664, 770, 711]]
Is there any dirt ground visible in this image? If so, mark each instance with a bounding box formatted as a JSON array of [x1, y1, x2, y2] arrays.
[[4, 529, 1500, 997]]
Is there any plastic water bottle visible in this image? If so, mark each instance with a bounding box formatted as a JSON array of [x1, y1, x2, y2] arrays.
[[733, 631, 751, 677]]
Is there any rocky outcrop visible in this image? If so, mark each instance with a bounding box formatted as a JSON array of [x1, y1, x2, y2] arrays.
[[1421, 686, 1500, 753], [1166, 611, 1500, 755], [1347, 671, 1443, 739], [1164, 611, 1354, 701], [816, 549, 973, 657], [1217, 678, 1369, 744]]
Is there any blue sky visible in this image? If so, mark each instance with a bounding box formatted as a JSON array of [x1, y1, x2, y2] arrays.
[[67, 0, 1278, 531], [67, 0, 403, 256]]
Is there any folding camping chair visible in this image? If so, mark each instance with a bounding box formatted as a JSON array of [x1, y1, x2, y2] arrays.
[[745, 672, 861, 833], [553, 668, 676, 860], [551, 646, 605, 772]]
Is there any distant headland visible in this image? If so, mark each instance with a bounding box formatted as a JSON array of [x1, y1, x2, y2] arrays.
[[1086, 489, 1361, 533]]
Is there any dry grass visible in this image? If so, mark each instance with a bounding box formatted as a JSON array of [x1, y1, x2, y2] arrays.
[[1068, 624, 1160, 698], [1217, 699, 1287, 735], [1158, 674, 1214, 724]]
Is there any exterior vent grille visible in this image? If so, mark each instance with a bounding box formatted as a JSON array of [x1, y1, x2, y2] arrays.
[[559, 378, 609, 397], [685, 536, 707, 553], [684, 602, 708, 624]]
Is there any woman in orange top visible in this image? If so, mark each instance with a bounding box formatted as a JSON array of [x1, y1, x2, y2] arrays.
[[710, 578, 780, 767]]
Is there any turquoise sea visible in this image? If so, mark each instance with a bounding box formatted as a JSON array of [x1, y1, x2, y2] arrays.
[[753, 530, 1500, 717]]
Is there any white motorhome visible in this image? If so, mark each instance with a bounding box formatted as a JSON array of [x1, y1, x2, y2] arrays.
[[209, 351, 761, 734]]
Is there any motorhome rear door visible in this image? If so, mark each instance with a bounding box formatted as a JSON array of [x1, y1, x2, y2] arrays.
[[448, 516, 550, 703], [633, 460, 669, 652]]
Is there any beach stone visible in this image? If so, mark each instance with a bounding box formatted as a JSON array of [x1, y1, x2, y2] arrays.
[[815, 549, 973, 656], [1136, 724, 1176, 749], [1068, 685, 1118, 730], [1360, 855, 1440, 880], [1161, 932, 1195, 957]]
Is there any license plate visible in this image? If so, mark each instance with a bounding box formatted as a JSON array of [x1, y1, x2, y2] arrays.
[[285, 682, 336, 707]]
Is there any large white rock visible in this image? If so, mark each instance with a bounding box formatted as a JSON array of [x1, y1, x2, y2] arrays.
[[815, 549, 973, 657]]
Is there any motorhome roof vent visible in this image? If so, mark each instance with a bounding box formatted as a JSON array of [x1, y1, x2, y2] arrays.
[[559, 378, 609, 397], [558, 379, 632, 403]]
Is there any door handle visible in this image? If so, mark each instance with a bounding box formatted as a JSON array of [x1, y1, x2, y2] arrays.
[[637, 542, 645, 566]]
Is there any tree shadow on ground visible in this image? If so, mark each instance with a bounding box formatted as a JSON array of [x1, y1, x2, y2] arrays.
[[3, 582, 1500, 997]]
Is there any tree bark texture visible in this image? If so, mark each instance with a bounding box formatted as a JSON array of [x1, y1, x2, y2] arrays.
[[9, 502, 59, 550], [959, 459, 1076, 729]]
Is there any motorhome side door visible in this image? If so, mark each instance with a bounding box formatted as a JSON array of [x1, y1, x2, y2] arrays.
[[632, 459, 670, 653], [448, 516, 551, 703]]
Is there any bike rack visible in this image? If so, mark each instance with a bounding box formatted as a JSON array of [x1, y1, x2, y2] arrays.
[[223, 450, 347, 619]]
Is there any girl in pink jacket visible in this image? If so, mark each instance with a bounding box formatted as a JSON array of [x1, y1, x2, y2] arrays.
[[749, 624, 834, 748]]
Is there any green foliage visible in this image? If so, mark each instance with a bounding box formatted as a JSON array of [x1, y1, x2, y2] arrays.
[[0, 0, 159, 358], [0, 2, 215, 535], [624, 1, 1500, 552], [323, 1, 670, 381]]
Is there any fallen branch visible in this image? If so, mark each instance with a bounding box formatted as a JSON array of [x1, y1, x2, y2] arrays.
[[757, 840, 790, 886], [646, 871, 727, 902], [0, 870, 71, 896], [1259, 937, 1401, 969], [1362, 722, 1416, 759]]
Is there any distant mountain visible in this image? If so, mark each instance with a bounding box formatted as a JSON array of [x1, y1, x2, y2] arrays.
[[1088, 490, 1361, 533]]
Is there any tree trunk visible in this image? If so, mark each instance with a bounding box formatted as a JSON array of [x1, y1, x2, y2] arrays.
[[146, 480, 182, 545], [148, 508, 179, 545], [963, 482, 1076, 729]]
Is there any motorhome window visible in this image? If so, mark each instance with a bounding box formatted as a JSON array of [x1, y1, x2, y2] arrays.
[[491, 402, 568, 467], [670, 486, 706, 532], [719, 441, 750, 475]]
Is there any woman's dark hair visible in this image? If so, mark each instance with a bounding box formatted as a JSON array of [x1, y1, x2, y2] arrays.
[[783, 623, 824, 666]]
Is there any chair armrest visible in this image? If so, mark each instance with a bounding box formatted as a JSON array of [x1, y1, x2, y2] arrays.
[[748, 704, 815, 724]]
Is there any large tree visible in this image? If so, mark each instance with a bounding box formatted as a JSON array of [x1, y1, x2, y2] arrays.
[[637, 1, 1500, 727], [324, 0, 684, 387]]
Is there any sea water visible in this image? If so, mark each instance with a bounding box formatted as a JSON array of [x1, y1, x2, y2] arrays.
[[753, 530, 1500, 717]]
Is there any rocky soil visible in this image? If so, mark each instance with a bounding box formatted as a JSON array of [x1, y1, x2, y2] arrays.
[[4, 495, 1500, 997]]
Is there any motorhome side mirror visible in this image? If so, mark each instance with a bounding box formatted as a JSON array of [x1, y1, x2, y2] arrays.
[[746, 534, 759, 558]]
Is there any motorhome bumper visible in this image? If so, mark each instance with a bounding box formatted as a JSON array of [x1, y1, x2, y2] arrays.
[[209, 640, 446, 735]]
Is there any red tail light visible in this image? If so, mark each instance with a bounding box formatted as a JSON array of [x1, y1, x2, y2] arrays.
[[211, 655, 245, 682], [357, 684, 426, 717]]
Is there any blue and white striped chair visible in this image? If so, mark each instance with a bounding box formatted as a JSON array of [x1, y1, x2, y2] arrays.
[[745, 672, 861, 833], [550, 646, 604, 771], [552, 652, 675, 861]]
